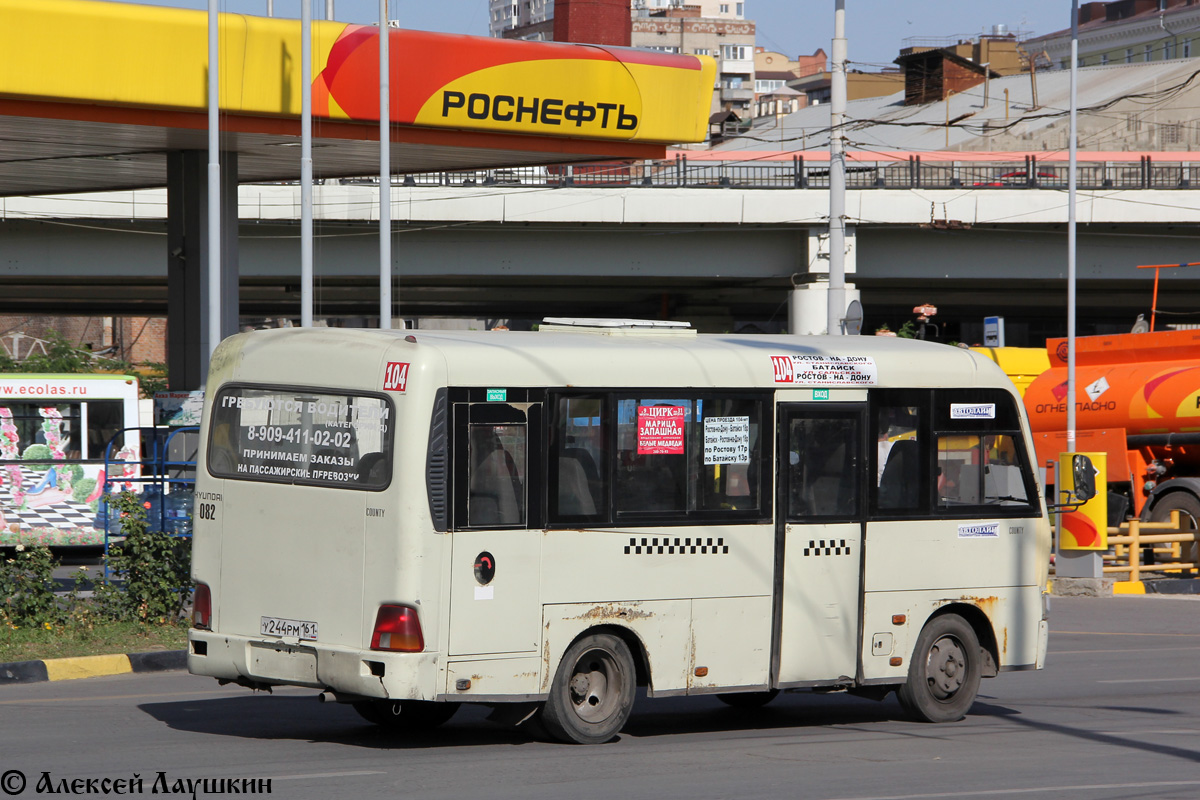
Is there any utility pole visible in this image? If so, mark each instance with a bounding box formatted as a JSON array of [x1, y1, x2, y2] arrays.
[[1068, 2, 1078, 455], [301, 0, 313, 327], [827, 0, 847, 336], [1058, 0, 1102, 581], [379, 0, 392, 329], [207, 0, 220, 357]]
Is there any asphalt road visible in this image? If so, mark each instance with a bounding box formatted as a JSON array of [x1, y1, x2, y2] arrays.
[[1, 596, 1198, 800]]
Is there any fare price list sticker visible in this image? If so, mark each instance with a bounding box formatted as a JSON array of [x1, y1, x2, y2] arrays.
[[771, 354, 878, 386], [637, 405, 686, 455], [704, 416, 750, 465]]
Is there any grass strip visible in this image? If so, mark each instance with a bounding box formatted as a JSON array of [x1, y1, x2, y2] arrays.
[[0, 620, 188, 664]]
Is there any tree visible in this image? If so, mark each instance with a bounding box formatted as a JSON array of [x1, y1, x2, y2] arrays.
[[1, 332, 166, 398]]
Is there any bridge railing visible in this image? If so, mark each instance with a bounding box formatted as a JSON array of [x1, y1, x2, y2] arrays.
[[324, 155, 1200, 191]]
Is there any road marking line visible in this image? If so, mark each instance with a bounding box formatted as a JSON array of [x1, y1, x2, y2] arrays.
[[1054, 646, 1200, 654], [1097, 676, 1200, 684], [268, 771, 386, 782], [1098, 729, 1200, 735], [821, 779, 1200, 800], [0, 688, 235, 705], [1051, 630, 1200, 637]]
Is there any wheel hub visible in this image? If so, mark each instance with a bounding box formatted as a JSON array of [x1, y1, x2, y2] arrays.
[[568, 652, 618, 722], [927, 635, 967, 700]]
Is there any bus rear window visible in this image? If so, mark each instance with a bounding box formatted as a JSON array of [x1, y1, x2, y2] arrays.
[[207, 386, 393, 491]]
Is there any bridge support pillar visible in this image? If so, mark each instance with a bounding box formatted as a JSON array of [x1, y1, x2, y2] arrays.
[[166, 150, 240, 391], [790, 226, 859, 335]]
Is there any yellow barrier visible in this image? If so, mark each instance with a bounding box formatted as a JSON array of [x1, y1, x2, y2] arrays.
[[1098, 512, 1200, 581]]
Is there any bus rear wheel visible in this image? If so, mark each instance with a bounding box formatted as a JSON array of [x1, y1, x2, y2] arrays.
[[540, 633, 635, 744], [716, 689, 779, 709], [897, 614, 981, 723], [352, 699, 459, 730]]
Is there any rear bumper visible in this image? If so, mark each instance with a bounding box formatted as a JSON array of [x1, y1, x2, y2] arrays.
[[187, 629, 441, 700]]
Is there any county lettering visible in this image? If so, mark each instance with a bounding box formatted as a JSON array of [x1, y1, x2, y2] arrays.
[[442, 92, 638, 130]]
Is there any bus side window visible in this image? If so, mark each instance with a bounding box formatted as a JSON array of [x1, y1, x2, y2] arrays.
[[874, 400, 927, 513], [615, 398, 690, 514], [932, 389, 1034, 511], [549, 396, 609, 523], [788, 415, 859, 519], [467, 424, 526, 527], [87, 400, 125, 459]]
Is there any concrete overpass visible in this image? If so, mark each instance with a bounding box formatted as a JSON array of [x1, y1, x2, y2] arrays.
[[7, 155, 1200, 344]]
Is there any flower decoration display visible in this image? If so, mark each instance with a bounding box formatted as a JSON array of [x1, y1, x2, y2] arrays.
[[37, 406, 71, 494], [0, 407, 24, 511]]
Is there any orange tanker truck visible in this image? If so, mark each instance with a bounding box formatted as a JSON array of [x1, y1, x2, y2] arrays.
[[1022, 327, 1200, 526]]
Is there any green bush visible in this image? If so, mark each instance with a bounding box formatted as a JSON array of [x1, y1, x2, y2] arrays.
[[94, 492, 193, 624], [0, 545, 65, 629], [0, 491, 193, 633]]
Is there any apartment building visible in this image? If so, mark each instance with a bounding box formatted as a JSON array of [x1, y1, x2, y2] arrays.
[[1024, 0, 1200, 68]]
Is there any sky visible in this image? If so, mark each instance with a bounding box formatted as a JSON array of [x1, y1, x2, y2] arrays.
[[116, 0, 1074, 68]]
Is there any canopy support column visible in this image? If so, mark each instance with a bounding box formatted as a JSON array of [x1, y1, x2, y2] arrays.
[[167, 149, 240, 390]]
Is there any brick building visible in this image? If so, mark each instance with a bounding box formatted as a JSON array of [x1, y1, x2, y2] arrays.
[[0, 316, 166, 365], [630, 6, 756, 115]]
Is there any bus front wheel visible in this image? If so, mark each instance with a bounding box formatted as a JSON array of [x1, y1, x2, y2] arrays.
[[540, 633, 636, 744], [897, 614, 981, 723], [352, 699, 459, 730]]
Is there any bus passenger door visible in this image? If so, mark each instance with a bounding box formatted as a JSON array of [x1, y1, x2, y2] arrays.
[[774, 403, 865, 687], [448, 400, 543, 657]]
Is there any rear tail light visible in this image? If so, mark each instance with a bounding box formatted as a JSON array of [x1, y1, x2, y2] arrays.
[[193, 583, 212, 630], [370, 605, 424, 652]]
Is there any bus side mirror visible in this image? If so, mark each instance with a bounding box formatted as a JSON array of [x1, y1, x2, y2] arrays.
[[1071, 454, 1096, 503]]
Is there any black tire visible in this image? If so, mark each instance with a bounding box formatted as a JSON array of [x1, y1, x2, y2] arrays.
[[352, 699, 459, 730], [540, 633, 636, 744], [896, 614, 982, 723], [716, 689, 779, 709], [1150, 491, 1200, 526], [1150, 492, 1200, 566]]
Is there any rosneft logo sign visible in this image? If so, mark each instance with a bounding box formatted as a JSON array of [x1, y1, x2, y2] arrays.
[[441, 92, 638, 132]]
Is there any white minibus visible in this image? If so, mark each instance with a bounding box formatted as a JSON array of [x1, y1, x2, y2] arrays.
[[188, 321, 1053, 743]]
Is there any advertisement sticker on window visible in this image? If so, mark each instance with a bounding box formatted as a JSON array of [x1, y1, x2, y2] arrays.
[[209, 388, 393, 490], [637, 406, 686, 455]]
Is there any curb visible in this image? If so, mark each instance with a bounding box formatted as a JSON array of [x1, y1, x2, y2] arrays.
[[0, 650, 186, 686], [1051, 577, 1200, 596], [1143, 577, 1200, 595]]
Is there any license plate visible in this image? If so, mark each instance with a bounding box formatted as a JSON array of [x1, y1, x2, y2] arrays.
[[260, 615, 318, 641]]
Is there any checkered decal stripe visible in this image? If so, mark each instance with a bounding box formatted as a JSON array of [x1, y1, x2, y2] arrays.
[[803, 539, 851, 556], [0, 466, 97, 531], [624, 536, 728, 555]]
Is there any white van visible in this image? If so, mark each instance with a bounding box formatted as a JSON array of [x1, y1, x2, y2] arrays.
[[188, 322, 1052, 743]]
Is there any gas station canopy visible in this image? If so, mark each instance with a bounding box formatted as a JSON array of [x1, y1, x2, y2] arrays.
[[0, 0, 716, 196]]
